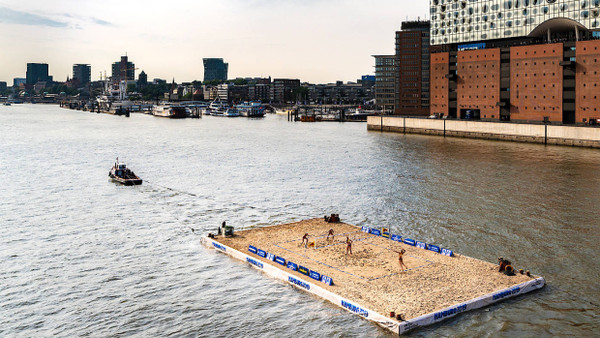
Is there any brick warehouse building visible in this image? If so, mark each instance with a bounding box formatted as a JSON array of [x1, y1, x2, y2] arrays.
[[429, 0, 600, 124]]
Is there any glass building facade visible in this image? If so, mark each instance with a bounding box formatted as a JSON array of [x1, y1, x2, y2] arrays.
[[430, 0, 600, 45]]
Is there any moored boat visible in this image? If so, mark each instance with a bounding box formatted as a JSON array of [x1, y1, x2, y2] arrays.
[[208, 98, 228, 116], [152, 104, 187, 118], [109, 160, 142, 185], [236, 102, 265, 117], [222, 107, 240, 117]]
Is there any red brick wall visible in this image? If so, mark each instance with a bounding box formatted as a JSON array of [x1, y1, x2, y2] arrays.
[[456, 49, 500, 119], [576, 40, 600, 124], [430, 52, 449, 116], [510, 44, 563, 122]]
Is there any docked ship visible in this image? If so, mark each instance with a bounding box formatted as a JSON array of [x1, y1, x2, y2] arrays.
[[152, 104, 187, 118], [222, 107, 240, 117], [95, 78, 132, 116], [236, 102, 265, 117], [108, 161, 142, 185], [208, 98, 228, 116]]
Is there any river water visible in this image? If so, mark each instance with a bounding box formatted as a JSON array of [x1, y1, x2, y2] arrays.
[[1, 104, 598, 337]]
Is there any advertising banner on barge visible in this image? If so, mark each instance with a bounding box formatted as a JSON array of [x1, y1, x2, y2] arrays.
[[398, 277, 545, 334]]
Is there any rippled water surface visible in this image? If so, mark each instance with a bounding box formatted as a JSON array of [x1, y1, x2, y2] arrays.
[[1, 104, 599, 337]]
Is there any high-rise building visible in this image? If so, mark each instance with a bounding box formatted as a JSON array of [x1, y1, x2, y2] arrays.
[[26, 63, 53, 86], [395, 21, 430, 116], [0, 81, 7, 92], [72, 64, 91, 86], [429, 0, 600, 124], [203, 58, 228, 82], [111, 56, 135, 83], [137, 71, 148, 88], [373, 55, 396, 113]]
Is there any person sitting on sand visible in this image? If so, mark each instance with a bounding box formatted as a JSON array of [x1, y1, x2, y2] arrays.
[[345, 236, 352, 255], [301, 233, 309, 248], [394, 249, 408, 270], [498, 257, 511, 272], [327, 229, 335, 242]]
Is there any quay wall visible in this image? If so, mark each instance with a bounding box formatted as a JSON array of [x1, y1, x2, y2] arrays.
[[367, 116, 600, 148]]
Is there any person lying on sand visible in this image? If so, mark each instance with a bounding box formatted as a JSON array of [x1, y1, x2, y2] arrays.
[[326, 229, 335, 242], [345, 236, 352, 255], [394, 249, 408, 270]]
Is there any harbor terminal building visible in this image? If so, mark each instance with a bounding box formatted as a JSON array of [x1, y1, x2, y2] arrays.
[[429, 0, 600, 124]]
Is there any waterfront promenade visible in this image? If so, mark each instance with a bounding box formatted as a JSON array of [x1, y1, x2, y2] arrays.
[[367, 116, 600, 148]]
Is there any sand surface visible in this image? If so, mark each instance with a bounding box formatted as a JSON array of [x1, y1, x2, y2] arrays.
[[215, 219, 534, 320]]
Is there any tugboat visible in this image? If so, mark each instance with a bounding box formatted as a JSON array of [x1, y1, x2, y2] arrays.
[[109, 159, 142, 185]]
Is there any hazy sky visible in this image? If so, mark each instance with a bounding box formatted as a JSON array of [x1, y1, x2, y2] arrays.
[[0, 0, 429, 84]]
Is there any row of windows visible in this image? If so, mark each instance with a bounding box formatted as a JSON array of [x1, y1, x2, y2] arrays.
[[514, 73, 558, 80], [514, 81, 558, 87], [460, 95, 497, 99], [459, 64, 496, 69], [514, 106, 561, 111], [515, 94, 558, 99], [461, 84, 497, 88], [434, 0, 600, 13], [459, 54, 498, 59]]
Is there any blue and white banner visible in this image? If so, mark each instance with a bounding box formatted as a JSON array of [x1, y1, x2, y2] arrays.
[[288, 276, 310, 290], [458, 42, 486, 51], [309, 270, 321, 281], [428, 244, 440, 253], [257, 249, 267, 258], [370, 228, 381, 236], [391, 234, 402, 242], [275, 256, 286, 265], [246, 257, 263, 269], [361, 226, 370, 233], [266, 252, 275, 261], [341, 300, 369, 317], [212, 242, 226, 252], [321, 275, 333, 285], [441, 248, 453, 257], [416, 241, 426, 249], [248, 245, 257, 254], [287, 261, 298, 271], [403, 238, 416, 246]]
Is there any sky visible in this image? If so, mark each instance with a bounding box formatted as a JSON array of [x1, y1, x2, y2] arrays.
[[0, 0, 429, 84]]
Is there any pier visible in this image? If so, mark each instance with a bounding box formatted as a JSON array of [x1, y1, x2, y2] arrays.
[[287, 104, 377, 122]]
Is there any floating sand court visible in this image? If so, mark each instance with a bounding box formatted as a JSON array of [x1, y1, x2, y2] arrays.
[[202, 219, 545, 334]]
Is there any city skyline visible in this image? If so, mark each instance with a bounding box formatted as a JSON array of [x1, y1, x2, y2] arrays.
[[0, 0, 429, 84]]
